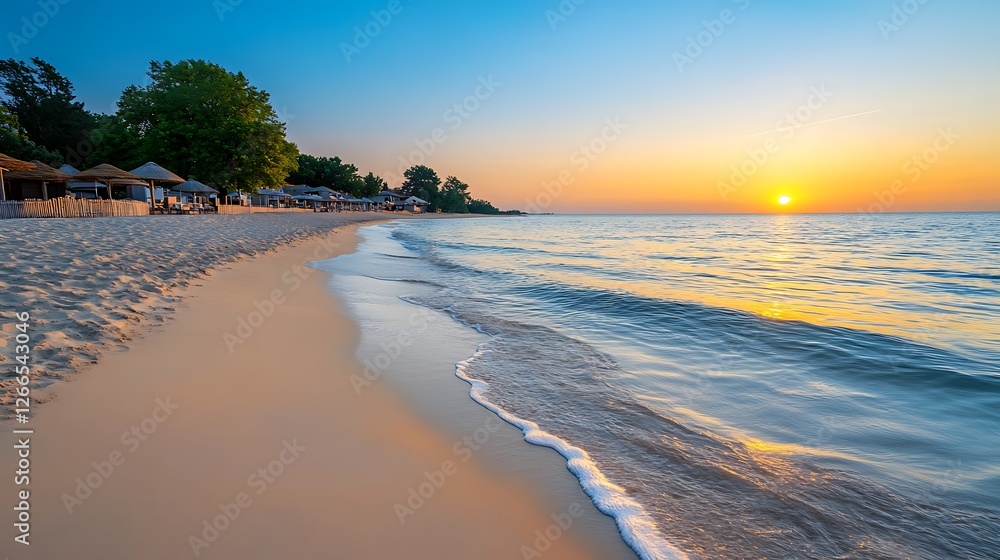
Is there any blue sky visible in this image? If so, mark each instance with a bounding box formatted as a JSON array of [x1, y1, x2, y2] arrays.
[[5, 0, 998, 211]]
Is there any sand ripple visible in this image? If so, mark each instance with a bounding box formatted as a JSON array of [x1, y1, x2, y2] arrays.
[[0, 213, 383, 409]]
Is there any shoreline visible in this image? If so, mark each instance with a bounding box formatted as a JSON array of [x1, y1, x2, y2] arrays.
[[0, 215, 627, 559], [322, 221, 642, 559]]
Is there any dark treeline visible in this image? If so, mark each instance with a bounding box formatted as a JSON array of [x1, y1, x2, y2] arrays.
[[0, 57, 512, 213]]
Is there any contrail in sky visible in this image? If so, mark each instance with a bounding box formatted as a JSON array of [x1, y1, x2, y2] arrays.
[[746, 109, 884, 137]]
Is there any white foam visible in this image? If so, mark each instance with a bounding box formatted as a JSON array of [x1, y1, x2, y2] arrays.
[[454, 345, 690, 560]]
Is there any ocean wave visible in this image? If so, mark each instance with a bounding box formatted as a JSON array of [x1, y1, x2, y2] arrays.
[[454, 344, 690, 560], [379, 216, 1000, 559]]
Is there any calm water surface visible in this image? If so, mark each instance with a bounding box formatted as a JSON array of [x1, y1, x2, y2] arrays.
[[333, 213, 1000, 559]]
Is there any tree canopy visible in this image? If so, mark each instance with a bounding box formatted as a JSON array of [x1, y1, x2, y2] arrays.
[[438, 176, 472, 213], [468, 198, 505, 214], [287, 154, 358, 194], [395, 165, 514, 214], [0, 57, 512, 212], [400, 165, 441, 209], [361, 172, 387, 198], [0, 104, 62, 164], [104, 59, 298, 193], [0, 57, 95, 160]]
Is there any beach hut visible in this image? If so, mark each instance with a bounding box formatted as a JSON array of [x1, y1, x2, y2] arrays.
[[172, 180, 218, 194], [0, 153, 36, 202], [226, 191, 250, 206], [59, 164, 80, 176], [170, 180, 219, 210], [3, 160, 73, 200], [252, 188, 292, 208], [403, 196, 429, 213], [291, 194, 324, 210], [71, 164, 144, 200], [130, 162, 185, 210], [372, 190, 408, 211], [282, 185, 339, 198]]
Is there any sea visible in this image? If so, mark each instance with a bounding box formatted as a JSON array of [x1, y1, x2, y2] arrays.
[[318, 213, 1000, 560]]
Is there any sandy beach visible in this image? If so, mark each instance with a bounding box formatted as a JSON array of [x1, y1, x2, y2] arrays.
[[2, 3, 995, 557], [0, 214, 635, 559]]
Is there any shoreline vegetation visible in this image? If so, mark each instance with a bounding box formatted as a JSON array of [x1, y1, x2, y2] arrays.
[[0, 57, 518, 216]]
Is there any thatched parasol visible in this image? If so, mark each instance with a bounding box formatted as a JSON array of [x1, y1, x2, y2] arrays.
[[3, 160, 73, 201], [0, 152, 36, 202], [130, 162, 184, 183], [74, 163, 141, 182], [73, 164, 142, 199], [171, 179, 218, 205], [5, 160, 73, 182], [0, 153, 36, 172], [130, 162, 185, 209], [171, 180, 218, 194]]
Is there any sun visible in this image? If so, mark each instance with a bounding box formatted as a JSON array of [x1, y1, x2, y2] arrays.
[[778, 195, 792, 206]]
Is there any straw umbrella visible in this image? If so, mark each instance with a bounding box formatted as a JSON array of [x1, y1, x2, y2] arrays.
[[0, 152, 36, 202], [4, 160, 73, 200], [73, 163, 142, 200], [130, 162, 184, 210], [171, 180, 219, 208]]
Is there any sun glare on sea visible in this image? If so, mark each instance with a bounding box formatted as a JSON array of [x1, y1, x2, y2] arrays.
[[778, 195, 792, 206]]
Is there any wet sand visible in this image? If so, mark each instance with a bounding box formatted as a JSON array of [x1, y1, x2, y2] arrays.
[[0, 218, 628, 559]]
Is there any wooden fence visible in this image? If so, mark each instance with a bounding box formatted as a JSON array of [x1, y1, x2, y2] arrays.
[[249, 207, 313, 213], [216, 204, 252, 215], [216, 205, 317, 214], [0, 199, 150, 219]]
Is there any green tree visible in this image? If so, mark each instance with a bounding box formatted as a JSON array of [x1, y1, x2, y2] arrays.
[[400, 165, 441, 209], [438, 176, 471, 213], [468, 198, 502, 214], [113, 59, 298, 193], [287, 154, 321, 185], [0, 104, 61, 164], [0, 57, 95, 159], [84, 113, 144, 170], [360, 172, 387, 198], [288, 154, 368, 196]]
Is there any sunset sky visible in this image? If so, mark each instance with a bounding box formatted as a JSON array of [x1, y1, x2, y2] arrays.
[[8, 0, 998, 213]]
